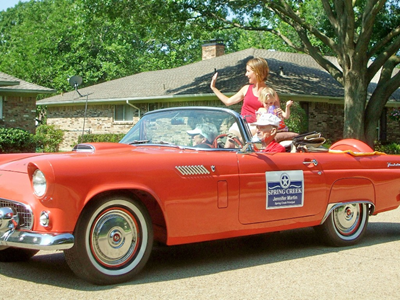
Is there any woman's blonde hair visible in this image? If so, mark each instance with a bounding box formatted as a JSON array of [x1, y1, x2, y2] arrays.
[[258, 87, 277, 104], [246, 57, 269, 82]]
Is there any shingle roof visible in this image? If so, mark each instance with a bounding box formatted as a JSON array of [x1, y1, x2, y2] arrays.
[[37, 48, 399, 105], [0, 72, 55, 93]]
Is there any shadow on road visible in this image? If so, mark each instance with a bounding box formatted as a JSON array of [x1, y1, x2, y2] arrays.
[[0, 221, 399, 290]]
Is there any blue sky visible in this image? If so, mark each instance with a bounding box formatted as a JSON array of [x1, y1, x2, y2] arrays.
[[0, 0, 29, 12]]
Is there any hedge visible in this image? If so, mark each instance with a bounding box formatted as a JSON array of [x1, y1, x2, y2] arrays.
[[77, 133, 126, 144], [0, 127, 36, 153]]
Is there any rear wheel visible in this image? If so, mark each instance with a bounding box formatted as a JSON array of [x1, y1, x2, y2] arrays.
[[315, 203, 369, 247], [0, 247, 38, 262], [64, 195, 153, 285]]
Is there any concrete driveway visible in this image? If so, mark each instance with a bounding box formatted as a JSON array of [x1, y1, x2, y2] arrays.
[[1, 208, 400, 300]]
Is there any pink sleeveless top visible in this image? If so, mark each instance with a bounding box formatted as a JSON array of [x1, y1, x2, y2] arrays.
[[241, 85, 263, 123]]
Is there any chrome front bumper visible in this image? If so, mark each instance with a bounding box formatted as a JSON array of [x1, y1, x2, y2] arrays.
[[0, 207, 74, 251]]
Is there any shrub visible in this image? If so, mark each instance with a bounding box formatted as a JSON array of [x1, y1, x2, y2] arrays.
[[389, 108, 400, 122], [285, 101, 308, 134], [77, 133, 125, 144], [35, 124, 64, 152], [0, 127, 36, 153], [374, 142, 400, 154]]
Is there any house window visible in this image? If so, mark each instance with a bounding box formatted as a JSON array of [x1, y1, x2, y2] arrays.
[[0, 96, 3, 119], [115, 104, 134, 122]]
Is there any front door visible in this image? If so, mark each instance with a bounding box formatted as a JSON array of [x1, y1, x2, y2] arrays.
[[237, 152, 327, 224]]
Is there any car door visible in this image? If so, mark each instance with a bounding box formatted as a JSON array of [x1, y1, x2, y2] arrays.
[[237, 151, 327, 224], [160, 149, 242, 243]]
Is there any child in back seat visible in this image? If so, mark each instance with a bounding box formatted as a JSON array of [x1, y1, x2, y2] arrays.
[[256, 87, 298, 142]]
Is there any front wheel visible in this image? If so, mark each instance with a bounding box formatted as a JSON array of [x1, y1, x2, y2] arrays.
[[64, 195, 153, 285], [315, 203, 369, 247]]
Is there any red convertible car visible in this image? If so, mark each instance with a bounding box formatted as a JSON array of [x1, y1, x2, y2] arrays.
[[0, 106, 399, 285]]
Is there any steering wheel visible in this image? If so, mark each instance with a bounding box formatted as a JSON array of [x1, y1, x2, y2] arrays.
[[212, 133, 243, 148]]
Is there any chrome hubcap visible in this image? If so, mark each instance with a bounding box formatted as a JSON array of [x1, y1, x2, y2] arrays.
[[91, 209, 139, 267], [333, 204, 361, 235]]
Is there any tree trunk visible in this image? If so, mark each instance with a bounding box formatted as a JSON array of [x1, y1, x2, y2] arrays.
[[365, 56, 400, 147], [364, 93, 385, 147], [364, 109, 380, 147], [342, 70, 368, 142]]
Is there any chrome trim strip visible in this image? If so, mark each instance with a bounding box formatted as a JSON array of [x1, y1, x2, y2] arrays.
[[0, 229, 74, 250], [175, 165, 210, 176], [320, 201, 374, 225]]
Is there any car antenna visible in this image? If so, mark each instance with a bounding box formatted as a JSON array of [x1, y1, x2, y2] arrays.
[[68, 75, 92, 139]]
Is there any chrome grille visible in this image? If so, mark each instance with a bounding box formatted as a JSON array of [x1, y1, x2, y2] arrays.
[[0, 199, 33, 230]]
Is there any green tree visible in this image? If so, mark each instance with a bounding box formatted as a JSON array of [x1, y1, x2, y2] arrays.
[[183, 0, 400, 146], [0, 0, 236, 93], [0, 0, 291, 95], [0, 0, 77, 92]]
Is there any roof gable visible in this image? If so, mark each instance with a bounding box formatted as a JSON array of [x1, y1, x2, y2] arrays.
[[0, 72, 55, 94]]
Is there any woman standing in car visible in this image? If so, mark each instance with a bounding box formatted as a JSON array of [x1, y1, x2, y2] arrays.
[[210, 57, 278, 146], [210, 57, 275, 124]]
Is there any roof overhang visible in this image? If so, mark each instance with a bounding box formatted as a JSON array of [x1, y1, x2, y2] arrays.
[[0, 88, 56, 94], [279, 94, 344, 104], [37, 93, 346, 106], [0, 81, 20, 87], [37, 92, 400, 108], [37, 93, 222, 106]]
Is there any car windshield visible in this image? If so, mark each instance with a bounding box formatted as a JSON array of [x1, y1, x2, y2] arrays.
[[120, 107, 249, 149]]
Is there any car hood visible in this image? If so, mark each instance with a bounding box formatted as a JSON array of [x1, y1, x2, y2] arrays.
[[0, 142, 188, 173], [0, 153, 47, 172]]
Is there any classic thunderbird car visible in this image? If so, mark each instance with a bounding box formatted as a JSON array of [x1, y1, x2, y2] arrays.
[[0, 106, 400, 285]]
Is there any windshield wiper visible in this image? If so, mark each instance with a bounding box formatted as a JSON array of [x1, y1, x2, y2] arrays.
[[153, 141, 172, 145], [152, 141, 185, 150], [129, 140, 184, 149], [129, 140, 150, 145]]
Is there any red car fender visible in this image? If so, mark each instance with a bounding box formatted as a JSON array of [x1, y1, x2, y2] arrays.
[[328, 178, 375, 205]]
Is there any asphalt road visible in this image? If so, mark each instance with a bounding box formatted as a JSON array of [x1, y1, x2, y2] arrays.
[[1, 208, 400, 300]]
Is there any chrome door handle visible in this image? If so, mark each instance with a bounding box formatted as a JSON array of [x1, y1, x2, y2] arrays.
[[303, 159, 318, 166]]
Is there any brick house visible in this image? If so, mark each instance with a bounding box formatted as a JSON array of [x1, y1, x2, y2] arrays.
[[37, 45, 400, 151], [0, 72, 55, 134]]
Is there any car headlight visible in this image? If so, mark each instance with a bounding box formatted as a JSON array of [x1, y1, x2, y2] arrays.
[[32, 169, 47, 197]]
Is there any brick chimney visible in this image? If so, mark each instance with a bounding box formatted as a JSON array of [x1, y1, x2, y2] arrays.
[[202, 40, 225, 60]]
